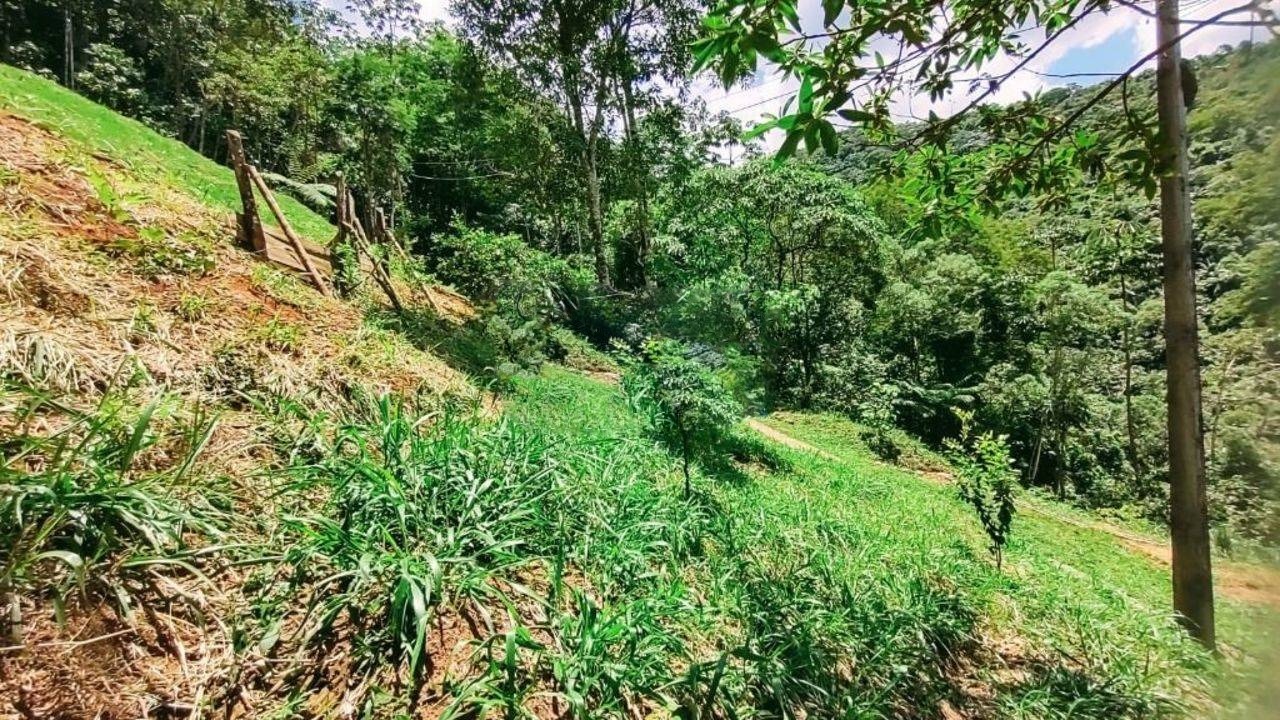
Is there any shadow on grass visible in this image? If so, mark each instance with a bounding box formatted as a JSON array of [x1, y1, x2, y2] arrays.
[[366, 306, 527, 390], [692, 425, 797, 490], [992, 658, 1176, 718]]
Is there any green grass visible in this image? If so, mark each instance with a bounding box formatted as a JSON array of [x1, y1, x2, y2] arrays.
[[6, 355, 1273, 717], [203, 367, 1272, 718], [0, 64, 334, 242], [0, 381, 224, 623], [757, 410, 1280, 719]]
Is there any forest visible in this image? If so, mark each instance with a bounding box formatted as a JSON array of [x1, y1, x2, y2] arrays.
[[1, 0, 1278, 717]]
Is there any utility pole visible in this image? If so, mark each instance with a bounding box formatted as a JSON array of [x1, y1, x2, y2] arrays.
[[1155, 0, 1214, 650]]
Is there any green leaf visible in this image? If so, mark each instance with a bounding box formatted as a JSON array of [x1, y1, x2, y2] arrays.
[[777, 129, 802, 161], [804, 123, 820, 154], [798, 75, 815, 113], [747, 31, 781, 56], [744, 118, 779, 139], [38, 550, 84, 569], [822, 0, 844, 26], [837, 109, 876, 123], [819, 120, 839, 155], [690, 38, 720, 74], [120, 396, 161, 472]]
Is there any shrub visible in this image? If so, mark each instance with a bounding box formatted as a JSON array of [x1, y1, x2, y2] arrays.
[[624, 339, 741, 498], [0, 384, 218, 630], [948, 416, 1017, 569], [430, 219, 566, 314]]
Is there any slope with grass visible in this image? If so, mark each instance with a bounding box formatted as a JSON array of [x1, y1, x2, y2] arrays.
[[750, 411, 1280, 718], [2, 63, 1278, 720], [0, 65, 333, 241], [0, 66, 479, 714]]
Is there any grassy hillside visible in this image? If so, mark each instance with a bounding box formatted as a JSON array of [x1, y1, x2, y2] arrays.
[[756, 412, 1280, 718], [1, 61, 1277, 720], [0, 64, 333, 241]]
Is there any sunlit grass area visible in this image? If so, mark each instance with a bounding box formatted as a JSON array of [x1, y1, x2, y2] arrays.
[[0, 65, 334, 241]]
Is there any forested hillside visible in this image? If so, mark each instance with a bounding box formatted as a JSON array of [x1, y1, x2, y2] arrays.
[[6, 1, 1271, 544], [1, 0, 1278, 717], [812, 42, 1280, 545]]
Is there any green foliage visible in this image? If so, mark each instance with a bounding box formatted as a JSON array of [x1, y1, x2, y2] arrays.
[[284, 396, 550, 691], [624, 339, 741, 497], [251, 317, 303, 354], [260, 172, 335, 215], [948, 416, 1018, 570], [0, 65, 334, 241], [431, 219, 564, 312], [107, 227, 216, 280], [74, 43, 147, 116], [0, 383, 219, 618], [175, 292, 211, 322]]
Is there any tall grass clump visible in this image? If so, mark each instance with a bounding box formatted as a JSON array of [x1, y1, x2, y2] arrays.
[[266, 381, 721, 717], [0, 381, 219, 639], [280, 396, 557, 695]]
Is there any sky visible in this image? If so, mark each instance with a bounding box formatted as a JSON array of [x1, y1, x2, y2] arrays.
[[328, 0, 1275, 134]]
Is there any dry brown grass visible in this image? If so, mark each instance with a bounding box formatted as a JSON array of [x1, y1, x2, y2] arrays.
[[0, 111, 485, 719], [0, 112, 475, 406]]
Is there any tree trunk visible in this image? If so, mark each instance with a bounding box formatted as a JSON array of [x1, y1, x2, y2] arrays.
[[566, 72, 611, 288], [680, 424, 692, 499], [619, 73, 653, 290], [1156, 0, 1214, 651], [63, 8, 74, 89], [585, 132, 610, 287], [1115, 240, 1143, 478]]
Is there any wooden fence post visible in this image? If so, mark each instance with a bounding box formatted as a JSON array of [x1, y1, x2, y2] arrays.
[[225, 130, 264, 251], [335, 172, 347, 232], [331, 173, 357, 298], [374, 208, 411, 264], [340, 192, 403, 312]]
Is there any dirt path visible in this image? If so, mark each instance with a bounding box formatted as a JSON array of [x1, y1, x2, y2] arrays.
[[745, 418, 839, 460], [746, 418, 1280, 608]]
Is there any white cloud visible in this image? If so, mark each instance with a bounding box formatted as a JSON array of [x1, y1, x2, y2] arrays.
[[416, 0, 453, 25]]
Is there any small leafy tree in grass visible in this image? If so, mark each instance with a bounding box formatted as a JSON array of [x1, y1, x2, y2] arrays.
[[626, 339, 741, 499], [949, 411, 1017, 570]]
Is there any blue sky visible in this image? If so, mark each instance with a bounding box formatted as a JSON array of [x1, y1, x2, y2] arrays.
[[1046, 27, 1143, 81]]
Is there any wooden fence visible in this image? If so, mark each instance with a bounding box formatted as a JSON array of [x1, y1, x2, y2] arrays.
[[225, 129, 403, 309]]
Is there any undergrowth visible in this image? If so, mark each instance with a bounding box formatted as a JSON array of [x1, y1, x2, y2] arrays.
[[0, 380, 223, 638], [0, 367, 1245, 718], [222, 368, 1208, 718]]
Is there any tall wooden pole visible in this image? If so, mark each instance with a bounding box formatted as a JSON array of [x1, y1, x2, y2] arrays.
[[1156, 0, 1214, 650]]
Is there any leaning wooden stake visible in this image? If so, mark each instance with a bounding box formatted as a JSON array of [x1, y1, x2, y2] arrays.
[[335, 172, 348, 237], [375, 208, 411, 264], [343, 219, 403, 312], [330, 173, 357, 298], [374, 208, 442, 315], [247, 165, 331, 297], [341, 191, 402, 311], [225, 130, 264, 250]]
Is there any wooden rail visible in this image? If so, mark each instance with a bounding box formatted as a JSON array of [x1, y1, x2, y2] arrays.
[[224, 129, 400, 309]]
